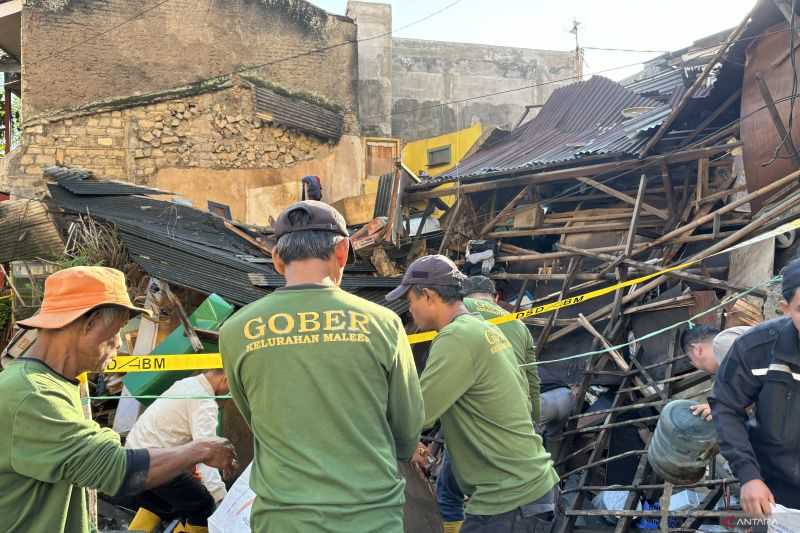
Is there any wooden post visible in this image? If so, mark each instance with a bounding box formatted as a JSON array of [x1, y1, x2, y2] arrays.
[[680, 88, 742, 147], [479, 184, 531, 237], [160, 282, 203, 352], [696, 157, 710, 207], [2, 83, 11, 154]]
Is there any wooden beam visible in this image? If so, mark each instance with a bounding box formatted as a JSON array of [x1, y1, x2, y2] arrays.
[[660, 162, 676, 215], [577, 176, 668, 220], [755, 72, 800, 166], [696, 157, 710, 207], [535, 258, 581, 359], [492, 272, 610, 281], [635, 167, 800, 256], [577, 313, 630, 372], [160, 282, 204, 353], [404, 144, 741, 201], [613, 454, 651, 533], [487, 220, 663, 238], [479, 184, 531, 236], [640, 13, 751, 157], [438, 194, 463, 254], [680, 88, 742, 147], [557, 244, 763, 295]]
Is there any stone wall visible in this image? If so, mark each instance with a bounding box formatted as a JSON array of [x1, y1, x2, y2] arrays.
[[11, 82, 365, 222], [22, 0, 357, 118]]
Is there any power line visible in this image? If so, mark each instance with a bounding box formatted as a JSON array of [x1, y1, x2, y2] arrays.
[[583, 46, 671, 54], [2, 0, 465, 91]]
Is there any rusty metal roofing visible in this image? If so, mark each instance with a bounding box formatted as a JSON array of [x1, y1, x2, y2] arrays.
[[0, 199, 64, 263], [447, 76, 665, 181], [253, 86, 343, 141], [44, 166, 171, 196]]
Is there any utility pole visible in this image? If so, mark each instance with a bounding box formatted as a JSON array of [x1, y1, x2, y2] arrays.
[[570, 19, 583, 81]]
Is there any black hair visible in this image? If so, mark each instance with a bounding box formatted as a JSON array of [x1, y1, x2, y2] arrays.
[[411, 285, 463, 303], [681, 325, 720, 354], [275, 209, 345, 264]]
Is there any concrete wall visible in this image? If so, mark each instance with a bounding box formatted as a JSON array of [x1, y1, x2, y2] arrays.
[[22, 0, 358, 119], [346, 1, 393, 137], [391, 38, 575, 140]]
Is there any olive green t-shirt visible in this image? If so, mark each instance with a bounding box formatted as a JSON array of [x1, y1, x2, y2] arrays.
[[420, 314, 558, 516], [0, 359, 130, 533], [220, 284, 424, 533], [463, 297, 541, 422]]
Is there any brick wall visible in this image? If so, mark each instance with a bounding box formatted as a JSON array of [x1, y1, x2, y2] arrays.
[[22, 0, 357, 118], [14, 83, 327, 189]]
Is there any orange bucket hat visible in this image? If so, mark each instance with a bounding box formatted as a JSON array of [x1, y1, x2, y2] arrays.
[[17, 266, 152, 330]]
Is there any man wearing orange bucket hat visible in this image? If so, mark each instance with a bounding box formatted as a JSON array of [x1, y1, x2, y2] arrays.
[[0, 266, 237, 533]]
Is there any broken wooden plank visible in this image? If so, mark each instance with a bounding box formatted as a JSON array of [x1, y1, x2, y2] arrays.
[[634, 167, 800, 256], [556, 244, 766, 296], [535, 258, 581, 360], [577, 176, 668, 220], [640, 14, 750, 157], [680, 88, 743, 147], [160, 282, 204, 353], [487, 220, 663, 238], [479, 184, 532, 236], [660, 163, 677, 216]]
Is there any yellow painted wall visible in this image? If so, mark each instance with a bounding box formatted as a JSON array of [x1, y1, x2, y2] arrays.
[[401, 123, 482, 178]]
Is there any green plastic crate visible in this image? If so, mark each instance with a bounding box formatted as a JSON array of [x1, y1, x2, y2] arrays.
[[123, 293, 235, 405]]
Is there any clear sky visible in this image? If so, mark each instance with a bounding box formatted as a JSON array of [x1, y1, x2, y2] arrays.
[[312, 0, 757, 81]]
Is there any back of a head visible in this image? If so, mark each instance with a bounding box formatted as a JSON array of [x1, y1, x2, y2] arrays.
[[275, 209, 344, 265], [681, 325, 720, 354], [782, 257, 800, 303]]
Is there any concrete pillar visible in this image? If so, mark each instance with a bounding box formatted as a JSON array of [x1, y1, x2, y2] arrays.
[[346, 1, 392, 137]]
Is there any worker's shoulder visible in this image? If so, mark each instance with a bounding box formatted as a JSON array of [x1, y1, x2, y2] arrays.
[[463, 297, 504, 317], [735, 317, 789, 351]]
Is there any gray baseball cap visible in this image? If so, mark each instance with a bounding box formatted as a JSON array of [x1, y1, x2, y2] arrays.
[[273, 200, 348, 240], [385, 255, 466, 302], [461, 275, 496, 296], [712, 326, 751, 363]]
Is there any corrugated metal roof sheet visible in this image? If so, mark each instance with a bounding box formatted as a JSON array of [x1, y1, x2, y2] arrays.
[[47, 171, 407, 313], [0, 200, 64, 263], [44, 166, 171, 196], [446, 76, 665, 180], [253, 87, 343, 141]]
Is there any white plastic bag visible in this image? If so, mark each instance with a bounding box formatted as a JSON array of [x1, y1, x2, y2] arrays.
[[208, 463, 254, 533], [769, 504, 800, 533]]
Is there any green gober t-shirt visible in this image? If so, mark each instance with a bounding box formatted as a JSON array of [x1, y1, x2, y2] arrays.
[[220, 284, 424, 533], [463, 297, 542, 423], [0, 359, 130, 533], [420, 314, 559, 516]]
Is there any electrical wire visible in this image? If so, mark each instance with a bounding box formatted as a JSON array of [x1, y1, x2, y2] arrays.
[[1, 0, 466, 90]]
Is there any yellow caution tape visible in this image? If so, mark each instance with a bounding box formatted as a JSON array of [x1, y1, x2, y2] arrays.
[[103, 353, 223, 373], [99, 217, 800, 373]]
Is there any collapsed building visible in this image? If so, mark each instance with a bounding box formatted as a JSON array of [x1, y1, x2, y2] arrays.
[[3, 0, 800, 531]]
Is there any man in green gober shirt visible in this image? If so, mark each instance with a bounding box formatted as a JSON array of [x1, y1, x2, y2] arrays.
[[462, 276, 540, 421], [220, 201, 424, 533], [387, 255, 560, 533], [0, 266, 237, 533]]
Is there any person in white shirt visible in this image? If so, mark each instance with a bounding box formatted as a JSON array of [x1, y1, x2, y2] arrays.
[[125, 370, 230, 531]]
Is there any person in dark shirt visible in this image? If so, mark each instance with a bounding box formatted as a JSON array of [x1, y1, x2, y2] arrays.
[[710, 258, 800, 518]]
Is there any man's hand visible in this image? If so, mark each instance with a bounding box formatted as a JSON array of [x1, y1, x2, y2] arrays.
[[740, 479, 775, 519], [195, 437, 239, 480], [411, 443, 431, 473], [690, 403, 713, 421]]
